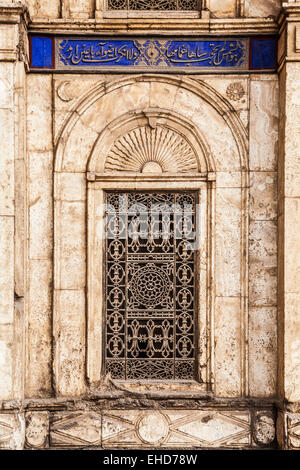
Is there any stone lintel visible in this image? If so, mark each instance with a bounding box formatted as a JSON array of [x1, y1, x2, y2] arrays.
[[28, 17, 278, 36]]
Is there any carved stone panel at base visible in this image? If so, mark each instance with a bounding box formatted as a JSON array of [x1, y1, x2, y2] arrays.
[[253, 411, 276, 447], [287, 412, 300, 449], [102, 410, 251, 448], [25, 412, 49, 449], [0, 413, 24, 450], [50, 412, 101, 448]]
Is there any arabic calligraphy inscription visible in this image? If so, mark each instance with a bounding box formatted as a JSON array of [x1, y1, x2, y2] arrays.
[[57, 38, 247, 70]]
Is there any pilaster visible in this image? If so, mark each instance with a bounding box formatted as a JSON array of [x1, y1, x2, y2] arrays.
[[278, 0, 300, 449], [0, 2, 29, 407]]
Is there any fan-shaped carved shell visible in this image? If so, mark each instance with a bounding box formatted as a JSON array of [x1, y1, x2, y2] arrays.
[[104, 126, 198, 173]]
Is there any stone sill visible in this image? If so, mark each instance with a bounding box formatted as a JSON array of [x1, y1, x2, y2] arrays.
[[29, 18, 279, 36], [103, 10, 201, 19]]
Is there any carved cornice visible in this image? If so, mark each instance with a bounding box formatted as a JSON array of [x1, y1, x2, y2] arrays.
[[0, 2, 30, 25], [279, 2, 300, 30], [277, 2, 300, 71], [0, 3, 30, 65], [29, 17, 278, 36]]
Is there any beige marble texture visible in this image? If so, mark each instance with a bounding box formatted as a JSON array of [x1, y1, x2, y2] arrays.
[[0, 0, 299, 451]]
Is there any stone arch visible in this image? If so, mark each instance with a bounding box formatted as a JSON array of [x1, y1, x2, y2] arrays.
[[87, 108, 212, 175], [53, 74, 250, 396], [54, 74, 248, 174]]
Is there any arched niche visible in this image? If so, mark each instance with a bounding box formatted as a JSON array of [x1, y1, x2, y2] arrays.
[[53, 74, 249, 398], [87, 108, 212, 176]]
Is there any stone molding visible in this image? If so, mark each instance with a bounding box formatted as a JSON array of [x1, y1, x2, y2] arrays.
[[0, 407, 277, 449], [28, 17, 278, 36], [0, 3, 29, 64]]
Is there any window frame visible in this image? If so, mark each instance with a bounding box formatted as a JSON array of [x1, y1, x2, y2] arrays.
[[87, 173, 214, 395], [103, 0, 202, 19]]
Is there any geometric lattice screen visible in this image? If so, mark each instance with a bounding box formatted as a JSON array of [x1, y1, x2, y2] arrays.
[[105, 192, 197, 380]]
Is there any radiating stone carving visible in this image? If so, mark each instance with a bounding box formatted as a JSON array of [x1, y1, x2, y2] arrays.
[[226, 82, 245, 101], [102, 410, 251, 448], [104, 126, 198, 173], [50, 412, 101, 447]]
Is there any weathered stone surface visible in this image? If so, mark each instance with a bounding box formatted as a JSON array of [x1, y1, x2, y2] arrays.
[[102, 410, 251, 448], [250, 172, 277, 221], [25, 0, 60, 18], [56, 201, 86, 290], [209, 0, 236, 18], [253, 411, 276, 447], [29, 151, 53, 260], [249, 220, 277, 307], [0, 413, 25, 450], [0, 0, 296, 451], [244, 0, 281, 18], [249, 307, 277, 397], [27, 75, 52, 152], [53, 290, 86, 396], [26, 259, 52, 397], [0, 109, 14, 216], [0, 217, 14, 325], [287, 412, 300, 449], [25, 412, 49, 449], [50, 412, 101, 447], [284, 293, 300, 403], [214, 297, 242, 397], [249, 79, 279, 171]]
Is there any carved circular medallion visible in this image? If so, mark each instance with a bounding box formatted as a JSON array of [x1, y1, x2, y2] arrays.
[[253, 412, 275, 447], [137, 412, 169, 444], [130, 264, 171, 307], [226, 82, 245, 101]]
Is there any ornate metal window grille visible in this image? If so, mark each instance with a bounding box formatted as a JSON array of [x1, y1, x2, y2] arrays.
[[107, 0, 200, 10], [105, 192, 197, 380]]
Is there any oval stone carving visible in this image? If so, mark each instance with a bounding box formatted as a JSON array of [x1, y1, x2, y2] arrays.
[[137, 412, 169, 444], [253, 412, 275, 447]]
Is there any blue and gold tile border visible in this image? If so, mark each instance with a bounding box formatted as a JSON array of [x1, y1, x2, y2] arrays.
[[29, 35, 277, 73]]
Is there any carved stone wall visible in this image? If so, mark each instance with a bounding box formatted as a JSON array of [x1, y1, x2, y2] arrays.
[[1, 0, 300, 451], [22, 0, 282, 19]]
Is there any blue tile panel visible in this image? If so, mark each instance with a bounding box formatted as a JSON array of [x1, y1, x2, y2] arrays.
[[250, 38, 277, 70], [30, 35, 278, 71], [31, 36, 53, 68], [56, 38, 247, 69]]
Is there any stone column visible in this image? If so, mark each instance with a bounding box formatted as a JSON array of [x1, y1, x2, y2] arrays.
[[278, 1, 300, 449], [0, 1, 29, 450]]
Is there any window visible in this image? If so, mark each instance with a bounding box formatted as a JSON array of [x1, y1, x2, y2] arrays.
[[107, 0, 200, 10], [104, 191, 197, 380]]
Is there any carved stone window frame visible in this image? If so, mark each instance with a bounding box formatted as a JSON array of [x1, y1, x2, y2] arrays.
[[103, 0, 202, 19], [87, 173, 214, 394]]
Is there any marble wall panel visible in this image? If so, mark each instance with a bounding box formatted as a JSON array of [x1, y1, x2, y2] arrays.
[[26, 259, 52, 397], [24, 0, 60, 18], [214, 297, 242, 397], [53, 290, 86, 396], [249, 78, 279, 171], [0, 413, 25, 450], [244, 0, 281, 18]]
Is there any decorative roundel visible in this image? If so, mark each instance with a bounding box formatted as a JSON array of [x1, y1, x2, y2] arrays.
[[130, 263, 171, 307]]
